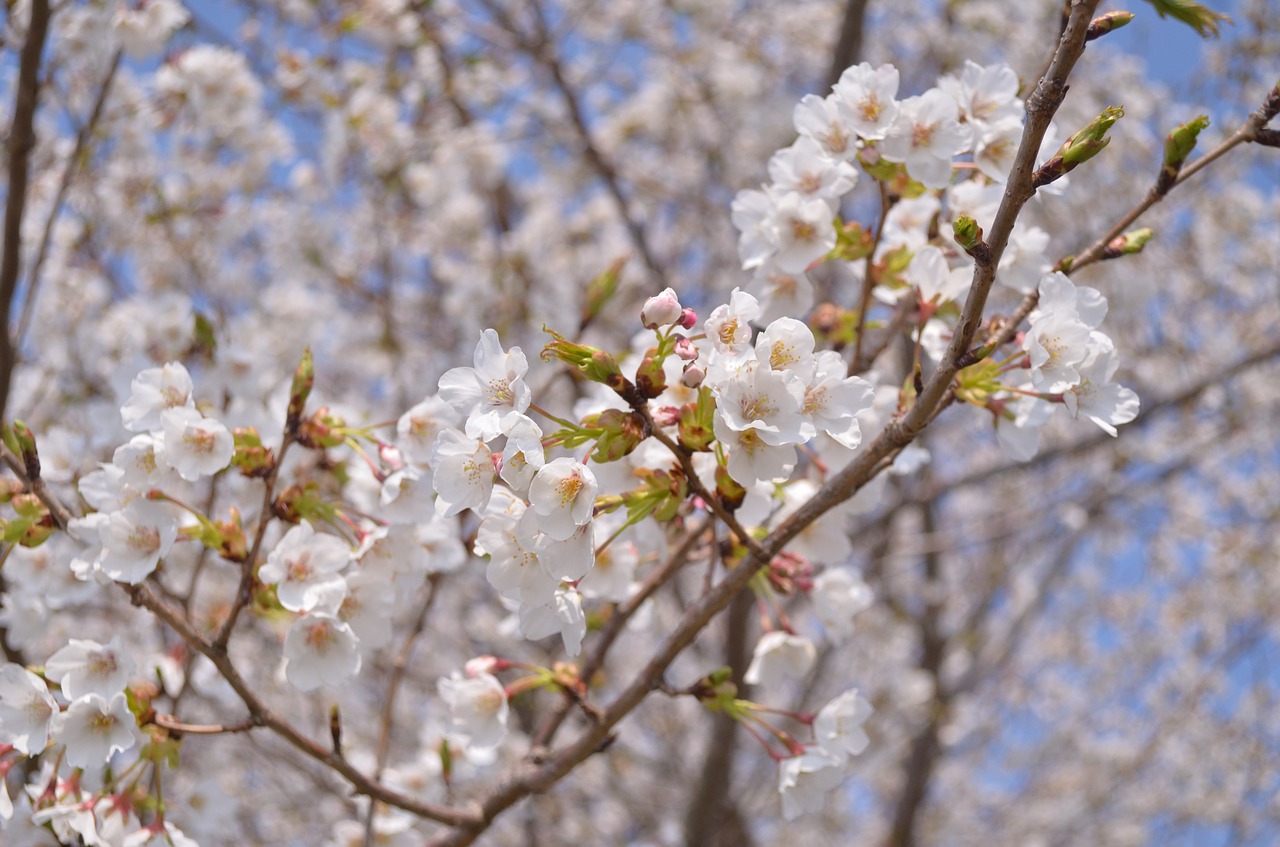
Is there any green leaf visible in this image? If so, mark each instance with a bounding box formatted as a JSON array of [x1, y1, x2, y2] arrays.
[[1143, 0, 1232, 38]]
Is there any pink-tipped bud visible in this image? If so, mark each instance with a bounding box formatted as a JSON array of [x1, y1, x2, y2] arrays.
[[641, 288, 683, 329], [674, 337, 698, 361], [681, 363, 706, 388], [652, 406, 681, 427], [378, 443, 406, 471], [678, 307, 698, 330], [464, 655, 501, 676]]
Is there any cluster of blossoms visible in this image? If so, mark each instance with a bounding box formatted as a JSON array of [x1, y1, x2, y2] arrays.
[[0, 0, 1201, 826], [730, 60, 1137, 460], [0, 644, 196, 845], [71, 363, 231, 584]]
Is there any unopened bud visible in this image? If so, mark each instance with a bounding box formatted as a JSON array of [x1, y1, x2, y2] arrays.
[[680, 363, 706, 388], [287, 348, 315, 433], [641, 288, 683, 329], [1086, 10, 1134, 41], [1102, 227, 1154, 259], [651, 406, 680, 427], [1033, 106, 1124, 188], [674, 337, 698, 361], [678, 307, 698, 330], [1157, 115, 1209, 194]]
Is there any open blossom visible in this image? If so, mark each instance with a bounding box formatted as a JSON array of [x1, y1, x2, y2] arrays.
[[755, 317, 816, 376], [714, 415, 797, 486], [50, 693, 139, 770], [879, 89, 973, 190], [778, 747, 845, 821], [45, 637, 136, 700], [97, 500, 181, 584], [498, 413, 545, 493], [438, 329, 531, 442], [764, 191, 837, 274], [767, 136, 858, 201], [519, 588, 587, 657], [160, 407, 234, 480], [831, 62, 901, 141], [802, 351, 874, 448], [478, 496, 557, 607], [283, 613, 362, 692], [120, 362, 195, 433], [814, 688, 873, 761], [431, 428, 496, 517], [259, 521, 352, 612], [744, 632, 817, 688], [1064, 340, 1140, 436], [396, 395, 461, 466], [438, 669, 509, 751], [793, 93, 858, 160], [528, 458, 598, 542], [704, 287, 761, 359], [0, 663, 58, 754], [715, 363, 807, 446], [940, 60, 1023, 129], [1025, 273, 1104, 392]]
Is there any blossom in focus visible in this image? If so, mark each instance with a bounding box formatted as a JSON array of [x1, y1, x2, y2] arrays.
[[528, 458, 598, 542], [438, 329, 532, 442], [259, 521, 352, 613]]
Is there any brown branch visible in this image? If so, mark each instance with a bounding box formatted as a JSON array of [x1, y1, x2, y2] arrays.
[[529, 518, 709, 750], [153, 714, 259, 736], [767, 2, 1103, 554], [0, 0, 52, 426], [365, 574, 443, 846], [1066, 81, 1280, 277], [127, 581, 481, 828], [826, 0, 872, 90], [212, 436, 291, 651]]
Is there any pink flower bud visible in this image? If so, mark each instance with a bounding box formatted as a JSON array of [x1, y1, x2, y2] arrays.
[[678, 307, 698, 329], [378, 443, 406, 471], [652, 406, 680, 427], [465, 655, 501, 676], [681, 363, 706, 388], [674, 337, 698, 361], [641, 288, 683, 329]]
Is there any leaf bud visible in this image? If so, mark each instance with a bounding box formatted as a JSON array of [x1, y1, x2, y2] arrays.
[[1157, 115, 1209, 193], [296, 407, 347, 450], [541, 327, 628, 392], [1086, 10, 1134, 41], [286, 347, 314, 434], [231, 427, 275, 478], [1033, 106, 1124, 188], [1102, 227, 1155, 259], [579, 256, 626, 332]]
